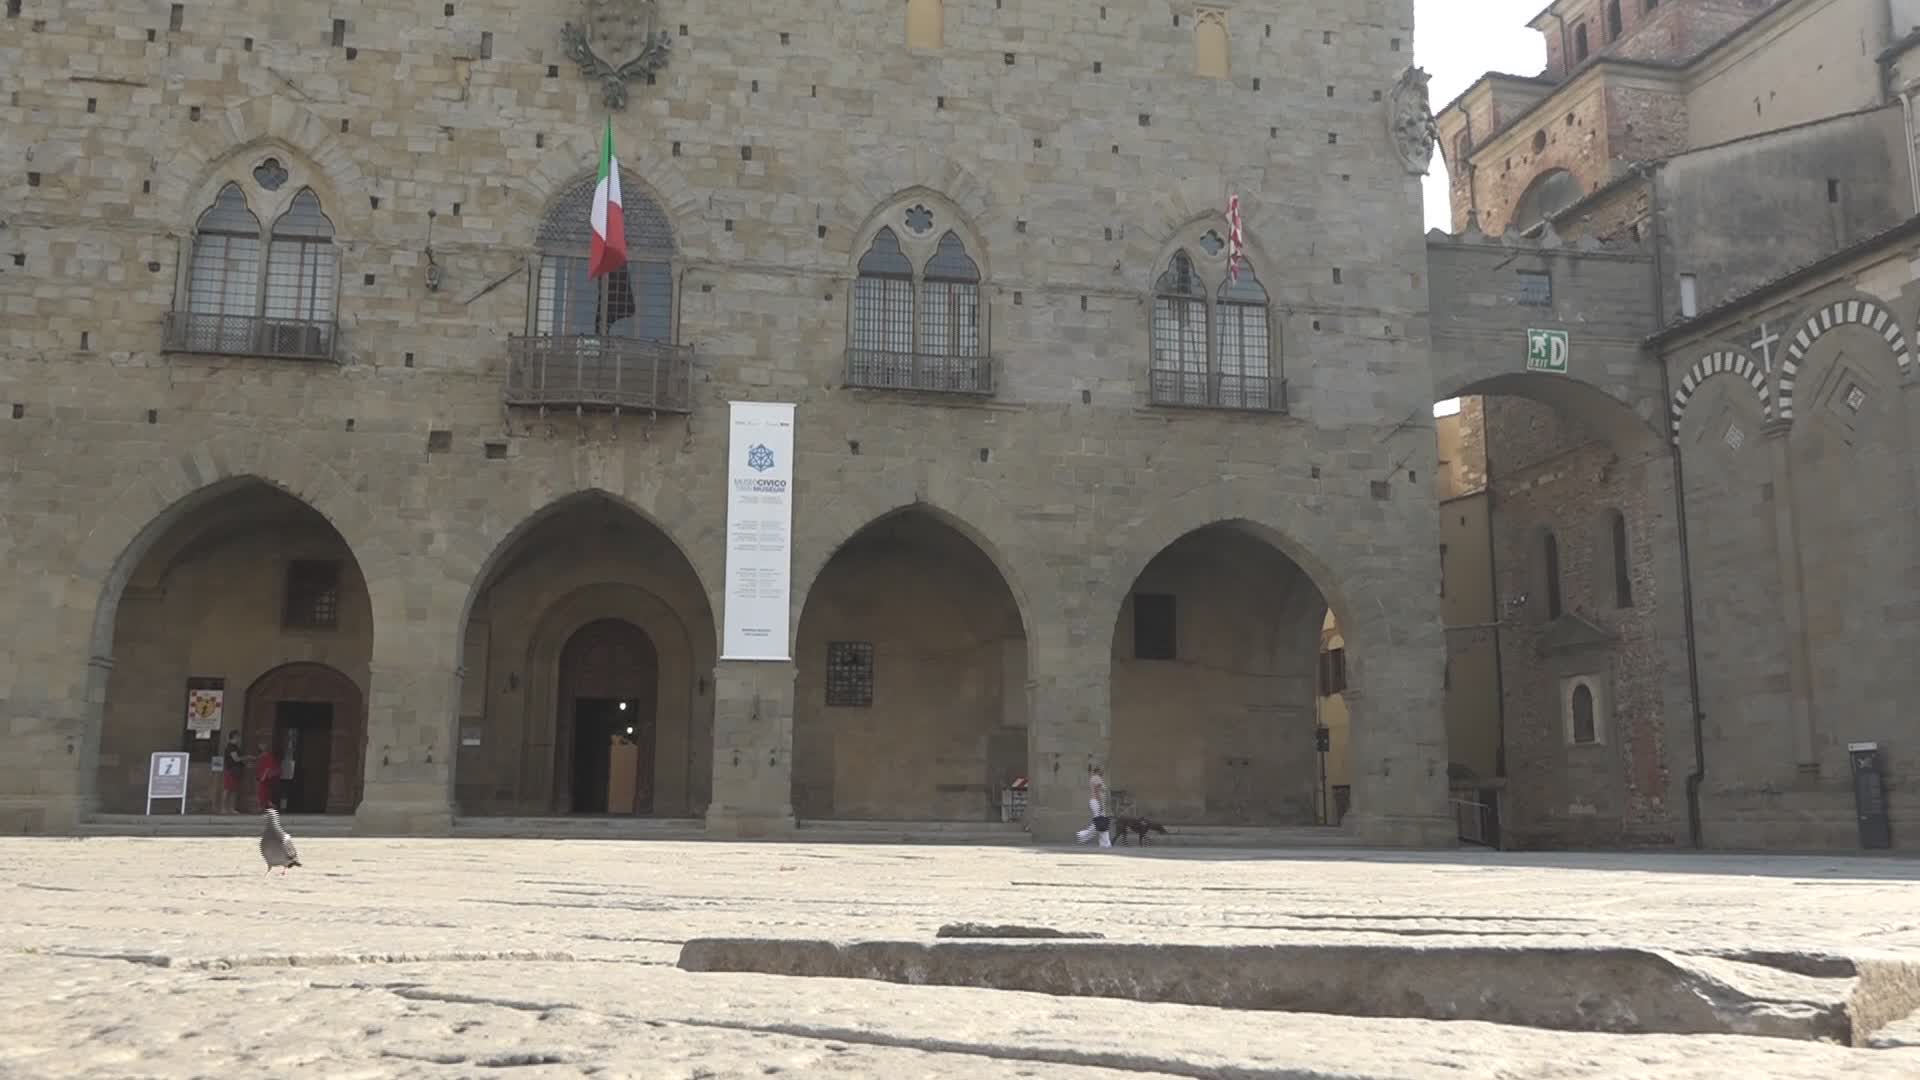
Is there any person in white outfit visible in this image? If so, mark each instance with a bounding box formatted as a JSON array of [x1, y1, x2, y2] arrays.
[[1076, 765, 1113, 847]]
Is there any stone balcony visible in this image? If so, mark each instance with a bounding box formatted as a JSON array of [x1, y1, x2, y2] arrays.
[[161, 311, 337, 362], [844, 348, 994, 396], [505, 334, 695, 414]]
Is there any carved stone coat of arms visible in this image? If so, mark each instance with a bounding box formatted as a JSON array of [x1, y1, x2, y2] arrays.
[[562, 0, 674, 111], [1388, 66, 1439, 176]]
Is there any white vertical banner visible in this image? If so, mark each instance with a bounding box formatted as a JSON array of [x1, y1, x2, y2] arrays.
[[722, 401, 797, 661]]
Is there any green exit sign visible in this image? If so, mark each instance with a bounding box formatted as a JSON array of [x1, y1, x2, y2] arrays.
[[1526, 328, 1570, 374]]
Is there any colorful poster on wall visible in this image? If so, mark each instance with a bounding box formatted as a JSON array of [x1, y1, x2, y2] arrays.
[[185, 687, 224, 740], [722, 401, 796, 661]]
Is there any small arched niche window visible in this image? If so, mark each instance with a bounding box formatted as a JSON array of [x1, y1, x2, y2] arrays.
[[1608, 510, 1633, 608], [1151, 247, 1278, 411], [848, 217, 989, 394], [1574, 24, 1590, 62], [1195, 9, 1230, 78], [173, 181, 337, 360], [1543, 531, 1564, 621], [1571, 683, 1598, 744], [1605, 0, 1623, 41], [906, 0, 944, 49], [532, 170, 675, 342]]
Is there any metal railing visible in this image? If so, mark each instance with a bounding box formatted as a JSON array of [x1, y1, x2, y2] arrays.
[[845, 348, 994, 396], [1452, 790, 1501, 848], [1148, 370, 1287, 412], [161, 312, 337, 361], [505, 334, 694, 414]]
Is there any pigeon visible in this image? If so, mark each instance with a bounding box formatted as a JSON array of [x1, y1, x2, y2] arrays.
[[260, 808, 301, 875]]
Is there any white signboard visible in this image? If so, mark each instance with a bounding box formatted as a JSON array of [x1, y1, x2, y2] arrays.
[[185, 687, 223, 739], [722, 401, 796, 661], [145, 751, 190, 815]]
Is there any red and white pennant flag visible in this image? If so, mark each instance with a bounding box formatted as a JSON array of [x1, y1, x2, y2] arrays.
[[1226, 192, 1244, 284], [588, 117, 627, 280]]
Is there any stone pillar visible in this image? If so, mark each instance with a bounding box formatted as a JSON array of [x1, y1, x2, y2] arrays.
[[704, 659, 797, 838], [1762, 419, 1817, 770], [1024, 641, 1111, 843], [353, 660, 459, 834], [1340, 685, 1457, 848], [0, 654, 103, 833]]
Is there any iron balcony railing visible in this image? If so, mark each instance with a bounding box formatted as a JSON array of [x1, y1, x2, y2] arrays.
[[161, 312, 337, 361], [505, 334, 694, 414], [845, 348, 994, 396], [1148, 369, 1287, 412]]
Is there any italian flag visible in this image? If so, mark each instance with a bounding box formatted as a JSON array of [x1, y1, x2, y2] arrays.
[[588, 118, 626, 279]]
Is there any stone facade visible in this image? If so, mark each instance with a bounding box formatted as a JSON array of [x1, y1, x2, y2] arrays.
[[1428, 0, 1920, 851], [0, 0, 1454, 844]]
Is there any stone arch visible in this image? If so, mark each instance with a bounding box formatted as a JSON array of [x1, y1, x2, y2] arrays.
[[522, 129, 703, 253], [1146, 213, 1277, 298], [1778, 296, 1911, 421], [532, 165, 680, 254], [455, 486, 722, 659], [157, 96, 373, 239], [847, 187, 993, 282], [1670, 348, 1771, 443], [1511, 169, 1581, 233], [790, 499, 1036, 649], [827, 160, 998, 254], [1438, 371, 1664, 453], [243, 661, 367, 813], [79, 434, 392, 664], [791, 503, 1031, 822]]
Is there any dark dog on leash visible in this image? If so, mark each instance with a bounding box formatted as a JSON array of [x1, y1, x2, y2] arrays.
[[1112, 815, 1169, 846]]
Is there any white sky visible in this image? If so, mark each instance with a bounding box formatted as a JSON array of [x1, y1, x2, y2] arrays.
[[1415, 1, 1546, 413], [1414, 0, 1550, 231]]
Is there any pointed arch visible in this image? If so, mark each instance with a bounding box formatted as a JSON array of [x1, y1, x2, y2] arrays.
[[1669, 348, 1771, 443], [1778, 298, 1910, 421], [264, 189, 339, 342], [530, 167, 676, 343], [184, 183, 263, 344]]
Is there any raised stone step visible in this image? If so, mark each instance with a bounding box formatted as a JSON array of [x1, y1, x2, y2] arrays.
[[451, 817, 706, 840], [677, 937, 1920, 1046], [794, 820, 1033, 845], [78, 814, 354, 838]]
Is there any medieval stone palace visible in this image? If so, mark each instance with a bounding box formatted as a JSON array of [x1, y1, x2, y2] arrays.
[[5, 0, 1918, 851]]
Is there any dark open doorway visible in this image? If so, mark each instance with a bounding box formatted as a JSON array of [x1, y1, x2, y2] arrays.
[[557, 619, 659, 815], [273, 701, 334, 814], [570, 697, 654, 813]]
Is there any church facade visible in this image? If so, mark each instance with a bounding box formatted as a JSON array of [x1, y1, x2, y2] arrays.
[[0, 0, 1457, 843]]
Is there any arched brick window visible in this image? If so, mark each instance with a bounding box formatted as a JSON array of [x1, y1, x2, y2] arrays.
[[1605, 1, 1623, 41], [1574, 24, 1590, 62], [173, 181, 337, 359], [1151, 247, 1278, 411], [532, 169, 675, 342], [1195, 9, 1229, 78], [1571, 683, 1597, 743], [849, 216, 989, 394]]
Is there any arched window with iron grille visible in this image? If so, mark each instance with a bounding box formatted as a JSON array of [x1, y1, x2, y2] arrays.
[[847, 214, 990, 395]]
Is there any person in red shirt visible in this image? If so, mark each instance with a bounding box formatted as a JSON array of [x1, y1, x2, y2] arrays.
[[253, 741, 280, 814]]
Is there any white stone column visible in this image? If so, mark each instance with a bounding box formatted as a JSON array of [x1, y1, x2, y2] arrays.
[[353, 660, 460, 834], [704, 659, 798, 838]]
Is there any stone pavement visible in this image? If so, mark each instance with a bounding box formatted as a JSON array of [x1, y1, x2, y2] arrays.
[[4, 838, 1920, 1078]]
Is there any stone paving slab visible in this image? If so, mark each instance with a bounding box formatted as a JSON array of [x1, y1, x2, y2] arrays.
[[4, 838, 1920, 1077]]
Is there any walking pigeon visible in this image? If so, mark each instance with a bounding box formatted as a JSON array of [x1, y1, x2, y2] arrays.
[[260, 808, 300, 874]]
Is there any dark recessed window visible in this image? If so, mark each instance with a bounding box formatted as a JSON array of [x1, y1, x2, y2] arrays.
[[1517, 270, 1553, 306], [825, 641, 874, 707], [1319, 648, 1348, 696], [284, 560, 341, 629], [1133, 594, 1177, 660]]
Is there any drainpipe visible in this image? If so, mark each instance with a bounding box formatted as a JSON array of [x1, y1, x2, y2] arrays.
[[1638, 162, 1708, 849]]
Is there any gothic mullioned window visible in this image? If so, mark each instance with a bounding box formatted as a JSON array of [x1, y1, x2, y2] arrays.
[[848, 212, 989, 395], [171, 180, 337, 360], [1150, 246, 1280, 411], [508, 168, 689, 413]]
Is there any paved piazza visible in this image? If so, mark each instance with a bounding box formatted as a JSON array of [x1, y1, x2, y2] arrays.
[[5, 838, 1920, 1078]]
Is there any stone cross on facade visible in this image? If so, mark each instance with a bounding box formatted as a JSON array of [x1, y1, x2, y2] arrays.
[[1752, 321, 1781, 373]]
